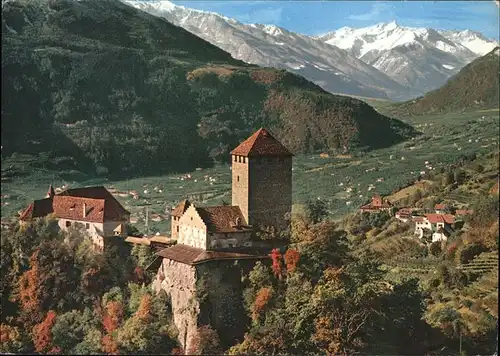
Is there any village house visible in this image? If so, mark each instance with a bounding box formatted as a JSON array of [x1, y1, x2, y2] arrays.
[[414, 213, 455, 242], [395, 208, 413, 222], [359, 194, 393, 212], [19, 185, 130, 251], [150, 128, 293, 352], [434, 203, 448, 214]]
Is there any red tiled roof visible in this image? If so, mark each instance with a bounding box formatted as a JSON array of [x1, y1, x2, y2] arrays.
[[19, 198, 54, 221], [230, 128, 293, 157], [413, 217, 425, 223], [20, 186, 129, 223], [360, 204, 375, 210], [156, 244, 270, 265], [425, 214, 455, 225], [171, 199, 191, 217], [434, 204, 447, 210], [196, 205, 250, 233]]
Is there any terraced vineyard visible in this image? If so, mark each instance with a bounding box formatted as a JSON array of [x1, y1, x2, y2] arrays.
[[459, 252, 499, 274], [380, 252, 498, 284]]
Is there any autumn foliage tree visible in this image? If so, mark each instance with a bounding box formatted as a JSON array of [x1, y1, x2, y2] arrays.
[[284, 249, 300, 273], [188, 325, 222, 355], [270, 248, 283, 278], [135, 294, 152, 322], [32, 310, 57, 354], [252, 287, 273, 321], [15, 249, 44, 325], [102, 301, 124, 334]]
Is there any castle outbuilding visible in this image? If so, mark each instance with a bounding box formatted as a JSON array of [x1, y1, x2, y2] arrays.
[[19, 186, 130, 251]]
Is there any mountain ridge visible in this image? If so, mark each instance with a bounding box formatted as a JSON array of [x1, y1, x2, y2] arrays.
[[126, 0, 498, 100], [125, 0, 415, 101], [2, 0, 417, 179], [389, 47, 500, 116]]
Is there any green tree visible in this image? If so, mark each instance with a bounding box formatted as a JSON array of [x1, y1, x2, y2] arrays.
[[305, 199, 328, 224], [51, 309, 97, 353]]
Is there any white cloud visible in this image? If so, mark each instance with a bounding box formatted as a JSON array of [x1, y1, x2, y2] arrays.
[[348, 2, 393, 22]]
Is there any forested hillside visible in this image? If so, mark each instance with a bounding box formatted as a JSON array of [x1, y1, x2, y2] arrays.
[[391, 47, 500, 117], [2, 0, 416, 178]]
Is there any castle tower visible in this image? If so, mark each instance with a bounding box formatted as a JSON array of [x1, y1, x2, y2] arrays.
[[231, 128, 293, 232]]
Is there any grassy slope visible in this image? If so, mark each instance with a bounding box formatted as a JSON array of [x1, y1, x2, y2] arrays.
[[1, 0, 415, 180], [389, 47, 500, 117]]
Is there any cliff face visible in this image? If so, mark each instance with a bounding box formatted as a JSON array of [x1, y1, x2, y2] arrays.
[[153, 259, 199, 352], [152, 257, 263, 353]]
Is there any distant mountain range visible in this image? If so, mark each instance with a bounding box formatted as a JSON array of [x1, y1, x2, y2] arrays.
[[390, 47, 500, 116], [318, 21, 498, 94], [126, 1, 498, 101]]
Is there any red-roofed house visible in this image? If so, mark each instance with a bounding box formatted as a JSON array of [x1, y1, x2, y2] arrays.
[[395, 208, 413, 222], [360, 194, 393, 212], [434, 203, 448, 214], [19, 186, 130, 251], [414, 213, 455, 242]]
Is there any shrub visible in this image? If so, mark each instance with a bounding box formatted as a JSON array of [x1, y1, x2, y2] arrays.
[[429, 241, 442, 257], [456, 243, 488, 265]]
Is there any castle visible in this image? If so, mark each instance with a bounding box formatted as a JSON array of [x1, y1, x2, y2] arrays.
[[150, 128, 293, 352]]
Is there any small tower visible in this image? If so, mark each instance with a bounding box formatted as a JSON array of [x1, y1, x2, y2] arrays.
[[231, 128, 293, 232]]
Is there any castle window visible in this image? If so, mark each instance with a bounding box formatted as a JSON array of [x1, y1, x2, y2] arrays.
[[86, 223, 90, 230], [234, 155, 237, 162], [237, 175, 240, 182], [238, 156, 242, 163], [177, 226, 179, 233], [243, 157, 246, 163], [65, 221, 71, 227]]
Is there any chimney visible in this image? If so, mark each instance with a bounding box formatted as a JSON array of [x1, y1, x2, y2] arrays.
[[83, 203, 87, 218]]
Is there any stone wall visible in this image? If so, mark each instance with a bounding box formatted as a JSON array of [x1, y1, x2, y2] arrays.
[[232, 154, 292, 232], [153, 258, 200, 353], [195, 260, 257, 349], [248, 156, 292, 231], [231, 154, 250, 223]]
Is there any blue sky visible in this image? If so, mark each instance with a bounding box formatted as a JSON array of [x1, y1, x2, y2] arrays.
[[172, 1, 500, 40]]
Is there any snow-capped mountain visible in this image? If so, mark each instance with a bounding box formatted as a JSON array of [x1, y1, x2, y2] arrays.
[[124, 1, 498, 100], [125, 0, 413, 100], [317, 21, 498, 93]]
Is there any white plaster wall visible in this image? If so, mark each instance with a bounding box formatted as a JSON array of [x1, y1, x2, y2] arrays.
[[178, 206, 208, 249], [432, 232, 447, 242]]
